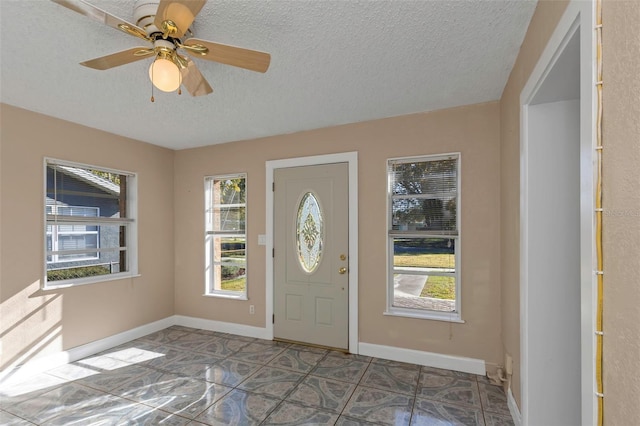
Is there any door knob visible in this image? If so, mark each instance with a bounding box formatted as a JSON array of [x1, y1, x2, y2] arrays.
[[339, 267, 347, 274]]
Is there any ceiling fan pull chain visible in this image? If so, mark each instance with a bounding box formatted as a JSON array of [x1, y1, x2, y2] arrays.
[[150, 68, 155, 102]]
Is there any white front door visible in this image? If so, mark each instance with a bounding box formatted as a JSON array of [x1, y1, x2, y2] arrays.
[[273, 163, 349, 350]]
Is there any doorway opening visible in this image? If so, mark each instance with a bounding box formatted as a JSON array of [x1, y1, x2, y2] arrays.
[[520, 3, 596, 424]]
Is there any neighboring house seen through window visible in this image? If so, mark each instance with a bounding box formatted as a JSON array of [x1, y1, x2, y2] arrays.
[[46, 205, 100, 263], [45, 159, 137, 287], [205, 174, 247, 298], [387, 153, 461, 322]]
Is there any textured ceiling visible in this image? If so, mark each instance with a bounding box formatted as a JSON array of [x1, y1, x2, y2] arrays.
[[0, 0, 537, 150]]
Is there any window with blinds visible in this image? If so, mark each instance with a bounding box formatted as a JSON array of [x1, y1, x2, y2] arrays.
[[205, 174, 247, 298], [387, 154, 461, 321], [45, 159, 137, 287]]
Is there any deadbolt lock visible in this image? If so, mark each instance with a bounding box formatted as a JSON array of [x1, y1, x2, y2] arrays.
[[339, 267, 347, 274], [340, 254, 346, 261]]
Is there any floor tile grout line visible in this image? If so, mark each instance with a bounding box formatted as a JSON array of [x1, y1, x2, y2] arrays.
[[408, 363, 424, 426], [1, 409, 37, 425], [72, 348, 223, 424], [231, 343, 302, 426], [255, 346, 310, 426], [268, 351, 370, 422], [331, 354, 374, 424], [476, 377, 489, 425]]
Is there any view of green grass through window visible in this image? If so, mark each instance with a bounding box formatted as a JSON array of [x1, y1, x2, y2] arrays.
[[388, 155, 460, 316], [205, 174, 247, 297]]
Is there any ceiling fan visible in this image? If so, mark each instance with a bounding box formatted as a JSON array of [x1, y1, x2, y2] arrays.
[[51, 0, 271, 98]]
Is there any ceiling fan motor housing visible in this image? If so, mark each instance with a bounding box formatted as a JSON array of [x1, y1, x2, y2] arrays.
[[134, 0, 162, 37], [135, 0, 183, 60]]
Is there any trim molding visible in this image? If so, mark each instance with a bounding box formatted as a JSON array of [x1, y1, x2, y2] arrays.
[[358, 342, 486, 376], [519, 1, 596, 424], [0, 316, 173, 384], [173, 315, 270, 340], [508, 387, 522, 426]]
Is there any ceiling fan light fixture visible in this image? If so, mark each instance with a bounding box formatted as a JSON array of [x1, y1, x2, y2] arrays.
[[149, 57, 182, 92], [52, 0, 270, 98]]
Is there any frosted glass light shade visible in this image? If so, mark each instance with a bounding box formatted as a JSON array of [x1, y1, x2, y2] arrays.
[[148, 58, 182, 92]]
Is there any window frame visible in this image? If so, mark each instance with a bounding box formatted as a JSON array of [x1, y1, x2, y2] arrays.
[[43, 158, 139, 289], [385, 153, 463, 322], [204, 173, 248, 300]]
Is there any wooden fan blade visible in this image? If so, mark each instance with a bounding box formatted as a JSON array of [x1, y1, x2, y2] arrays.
[[51, 0, 149, 41], [154, 0, 206, 39], [180, 59, 213, 96], [183, 38, 271, 73], [80, 47, 154, 70]]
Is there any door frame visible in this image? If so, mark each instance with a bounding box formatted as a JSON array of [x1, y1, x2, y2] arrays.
[[265, 152, 359, 354], [519, 1, 596, 424]]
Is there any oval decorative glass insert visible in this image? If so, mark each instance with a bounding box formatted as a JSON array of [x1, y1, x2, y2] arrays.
[[296, 192, 324, 273]]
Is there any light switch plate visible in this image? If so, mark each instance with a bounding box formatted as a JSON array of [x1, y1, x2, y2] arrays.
[[258, 234, 266, 246]]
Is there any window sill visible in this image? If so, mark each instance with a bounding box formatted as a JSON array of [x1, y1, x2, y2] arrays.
[[42, 272, 141, 290], [384, 308, 464, 323], [203, 293, 248, 301]]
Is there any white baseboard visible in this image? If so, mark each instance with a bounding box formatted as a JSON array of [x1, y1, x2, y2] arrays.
[[358, 342, 486, 376], [174, 315, 270, 340], [0, 316, 173, 385], [0, 315, 270, 385], [2, 317, 489, 389], [508, 387, 522, 426]]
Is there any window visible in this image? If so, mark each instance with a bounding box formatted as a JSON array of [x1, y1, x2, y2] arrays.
[[205, 174, 247, 298], [45, 159, 137, 287], [386, 153, 461, 321]]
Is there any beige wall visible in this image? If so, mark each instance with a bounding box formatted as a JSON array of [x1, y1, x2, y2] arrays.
[[500, 0, 640, 420], [174, 101, 503, 365], [0, 104, 175, 371], [602, 0, 640, 423], [499, 0, 570, 406]]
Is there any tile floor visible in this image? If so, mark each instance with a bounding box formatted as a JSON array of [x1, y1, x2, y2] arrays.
[[0, 326, 514, 425]]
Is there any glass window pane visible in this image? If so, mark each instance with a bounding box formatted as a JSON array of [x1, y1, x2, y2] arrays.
[[46, 224, 127, 270], [57, 206, 99, 217], [393, 238, 455, 270], [215, 177, 246, 204], [58, 234, 97, 251], [46, 251, 126, 282], [46, 235, 53, 262], [213, 206, 245, 232], [392, 198, 457, 231], [213, 237, 246, 264], [393, 273, 456, 313], [220, 266, 246, 292], [296, 192, 324, 273], [47, 164, 127, 219], [390, 159, 457, 196]]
